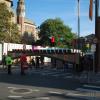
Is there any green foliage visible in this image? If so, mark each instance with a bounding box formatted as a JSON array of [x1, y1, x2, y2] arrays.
[[39, 18, 76, 48], [0, 3, 21, 43], [0, 3, 11, 41], [10, 23, 21, 43]]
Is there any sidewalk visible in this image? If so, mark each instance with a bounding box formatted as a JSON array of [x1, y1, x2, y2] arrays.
[[76, 71, 100, 85]]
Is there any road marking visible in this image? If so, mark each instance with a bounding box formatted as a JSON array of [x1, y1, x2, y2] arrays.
[[84, 85, 100, 89], [76, 85, 100, 93], [10, 88, 33, 94], [8, 95, 22, 98], [67, 92, 85, 96], [76, 88, 100, 93], [41, 72, 62, 75], [66, 93, 94, 100], [48, 91, 63, 94], [51, 74, 59, 77], [57, 73, 71, 76], [47, 73, 71, 77], [36, 97, 50, 100], [64, 76, 73, 79], [32, 89, 40, 92], [8, 87, 16, 89], [96, 81, 100, 83]]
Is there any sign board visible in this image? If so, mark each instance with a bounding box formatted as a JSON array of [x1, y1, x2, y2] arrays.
[[86, 43, 90, 48], [91, 44, 96, 52], [23, 44, 26, 50], [93, 38, 98, 44]]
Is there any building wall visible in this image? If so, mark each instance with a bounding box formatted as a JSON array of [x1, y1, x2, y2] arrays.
[[1, 0, 38, 41], [24, 23, 38, 41], [25, 23, 35, 33], [0, 0, 12, 8]]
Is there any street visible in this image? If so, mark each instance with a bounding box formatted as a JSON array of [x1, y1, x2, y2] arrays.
[[0, 0, 100, 99], [0, 67, 100, 100]]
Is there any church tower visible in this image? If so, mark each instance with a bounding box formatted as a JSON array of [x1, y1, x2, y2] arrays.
[[17, 0, 25, 35]]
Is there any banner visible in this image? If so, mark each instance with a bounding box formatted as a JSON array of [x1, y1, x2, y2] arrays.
[[89, 0, 93, 21]]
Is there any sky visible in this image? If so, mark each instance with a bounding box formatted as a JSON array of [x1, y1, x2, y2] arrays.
[[13, 0, 97, 37]]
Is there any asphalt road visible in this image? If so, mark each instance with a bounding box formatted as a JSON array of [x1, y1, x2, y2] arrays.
[[0, 67, 100, 100]]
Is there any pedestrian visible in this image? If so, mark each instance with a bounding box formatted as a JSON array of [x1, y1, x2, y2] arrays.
[[20, 52, 27, 75], [5, 54, 13, 75], [31, 57, 35, 67], [40, 56, 44, 69], [2, 53, 6, 69], [35, 57, 39, 68]]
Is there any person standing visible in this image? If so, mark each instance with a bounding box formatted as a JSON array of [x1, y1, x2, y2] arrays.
[[2, 53, 6, 69], [20, 52, 27, 75], [35, 57, 40, 69], [5, 54, 13, 75], [40, 56, 44, 68], [31, 57, 35, 68]]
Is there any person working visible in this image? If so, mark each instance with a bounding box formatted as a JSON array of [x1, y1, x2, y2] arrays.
[[5, 54, 13, 75]]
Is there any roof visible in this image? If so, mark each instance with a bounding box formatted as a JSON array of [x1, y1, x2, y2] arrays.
[[5, 0, 13, 7], [24, 18, 36, 26], [5, 0, 12, 2]]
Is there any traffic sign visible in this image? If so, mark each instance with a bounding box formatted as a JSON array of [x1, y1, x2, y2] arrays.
[[91, 44, 96, 52], [93, 38, 98, 44]]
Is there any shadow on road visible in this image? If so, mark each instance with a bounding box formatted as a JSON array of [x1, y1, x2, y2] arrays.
[[0, 68, 82, 91]]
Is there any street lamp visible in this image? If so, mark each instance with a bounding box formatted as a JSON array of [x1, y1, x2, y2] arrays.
[[77, 0, 80, 65], [95, 0, 100, 72], [77, 0, 80, 45]]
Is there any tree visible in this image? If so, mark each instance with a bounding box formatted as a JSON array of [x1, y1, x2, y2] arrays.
[[10, 23, 21, 43], [21, 31, 35, 44], [0, 3, 21, 43], [39, 18, 76, 47]]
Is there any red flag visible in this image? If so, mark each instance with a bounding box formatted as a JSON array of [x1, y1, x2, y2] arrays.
[[51, 36, 55, 43], [89, 0, 93, 21]]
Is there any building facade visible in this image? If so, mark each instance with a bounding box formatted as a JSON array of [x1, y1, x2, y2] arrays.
[[0, 0, 12, 8], [1, 0, 38, 41]]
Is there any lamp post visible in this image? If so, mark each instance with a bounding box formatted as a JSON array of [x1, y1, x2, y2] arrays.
[[95, 0, 100, 72], [77, 0, 80, 65], [77, 0, 80, 39]]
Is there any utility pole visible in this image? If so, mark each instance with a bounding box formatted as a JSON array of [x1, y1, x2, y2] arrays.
[[95, 0, 100, 72], [77, 0, 80, 65], [77, 0, 80, 39]]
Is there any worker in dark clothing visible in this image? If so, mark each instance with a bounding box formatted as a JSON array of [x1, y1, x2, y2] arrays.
[[35, 57, 40, 68], [40, 56, 44, 69], [31, 57, 35, 68], [2, 53, 6, 69]]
